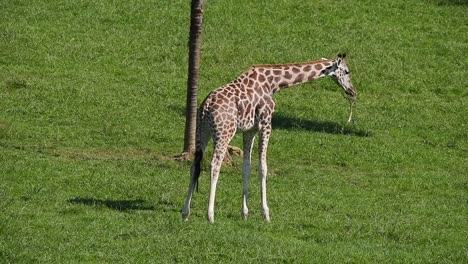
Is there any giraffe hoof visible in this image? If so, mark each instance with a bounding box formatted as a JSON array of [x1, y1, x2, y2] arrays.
[[262, 209, 270, 222], [181, 210, 190, 221], [241, 208, 248, 220], [207, 212, 215, 224]]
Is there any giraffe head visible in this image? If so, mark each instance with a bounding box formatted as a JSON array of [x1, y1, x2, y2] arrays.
[[327, 53, 356, 101]]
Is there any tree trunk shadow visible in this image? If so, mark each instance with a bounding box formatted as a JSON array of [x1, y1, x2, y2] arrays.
[[272, 112, 372, 137]]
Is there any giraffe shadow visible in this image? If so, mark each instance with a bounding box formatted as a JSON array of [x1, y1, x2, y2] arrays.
[[272, 113, 372, 137], [67, 197, 158, 212], [436, 0, 468, 6]]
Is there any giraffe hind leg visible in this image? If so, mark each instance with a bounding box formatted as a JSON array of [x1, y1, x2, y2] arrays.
[[207, 130, 236, 223], [207, 141, 228, 223], [181, 119, 211, 221]]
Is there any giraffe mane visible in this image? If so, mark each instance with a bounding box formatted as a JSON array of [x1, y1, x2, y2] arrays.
[[251, 59, 333, 68]]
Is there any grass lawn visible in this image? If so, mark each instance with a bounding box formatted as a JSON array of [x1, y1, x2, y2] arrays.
[[1, 0, 467, 263]]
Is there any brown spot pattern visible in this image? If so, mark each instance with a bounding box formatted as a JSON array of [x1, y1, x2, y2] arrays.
[[292, 67, 301, 73], [258, 74, 266, 82], [294, 74, 304, 84], [307, 71, 316, 80], [249, 71, 258, 80]]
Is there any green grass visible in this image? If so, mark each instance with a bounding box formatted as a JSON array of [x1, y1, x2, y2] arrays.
[[1, 0, 467, 263]]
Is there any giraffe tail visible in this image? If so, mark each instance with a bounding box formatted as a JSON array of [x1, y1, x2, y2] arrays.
[[192, 148, 203, 192], [192, 100, 210, 193]]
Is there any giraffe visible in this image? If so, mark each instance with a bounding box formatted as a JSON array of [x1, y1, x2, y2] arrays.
[[181, 53, 356, 223]]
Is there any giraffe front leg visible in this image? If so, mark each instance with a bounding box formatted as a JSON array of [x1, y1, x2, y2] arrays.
[[259, 159, 270, 222], [241, 132, 255, 220], [258, 127, 271, 222]]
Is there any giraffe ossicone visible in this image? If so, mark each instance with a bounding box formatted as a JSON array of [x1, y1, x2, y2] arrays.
[[181, 53, 356, 223]]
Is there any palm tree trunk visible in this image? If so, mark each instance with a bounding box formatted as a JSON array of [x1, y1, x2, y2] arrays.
[[182, 0, 205, 157]]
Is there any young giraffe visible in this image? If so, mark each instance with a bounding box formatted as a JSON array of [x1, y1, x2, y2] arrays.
[[182, 53, 356, 223]]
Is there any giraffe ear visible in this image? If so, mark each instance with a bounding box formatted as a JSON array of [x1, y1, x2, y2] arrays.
[[336, 53, 346, 64]]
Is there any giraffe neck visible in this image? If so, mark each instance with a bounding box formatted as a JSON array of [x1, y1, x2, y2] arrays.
[[252, 59, 335, 94]]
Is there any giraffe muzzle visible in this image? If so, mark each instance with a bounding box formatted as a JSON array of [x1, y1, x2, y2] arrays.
[[346, 87, 356, 99]]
